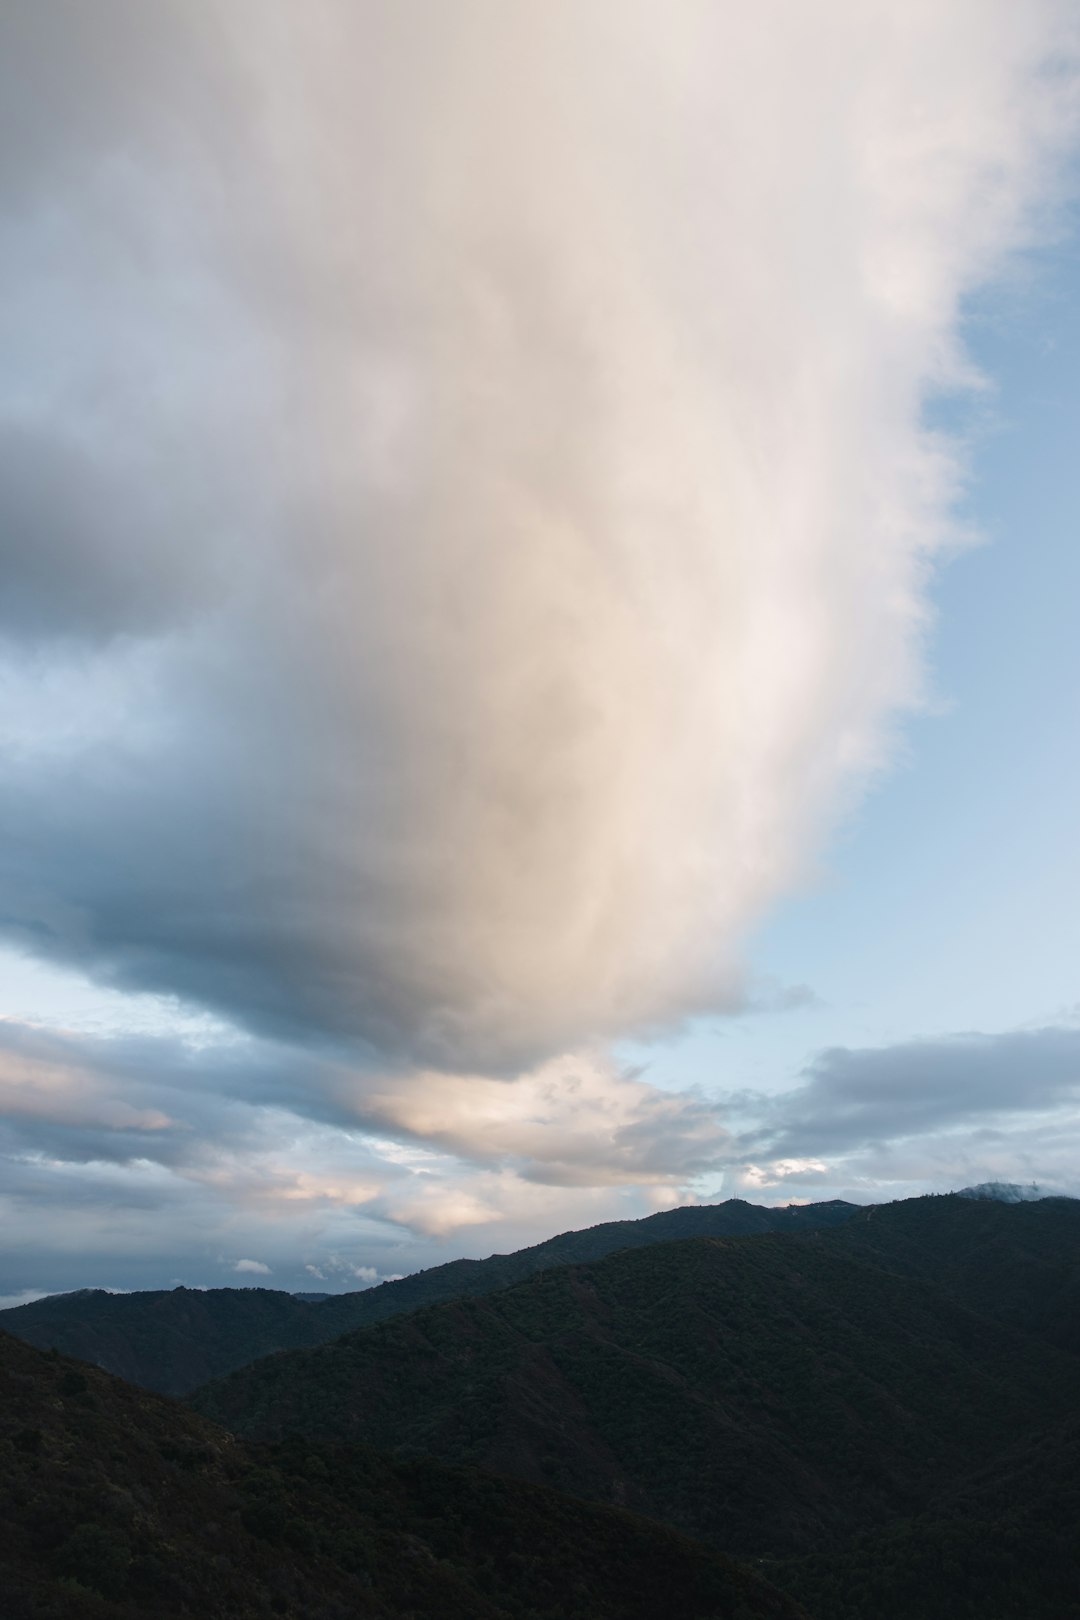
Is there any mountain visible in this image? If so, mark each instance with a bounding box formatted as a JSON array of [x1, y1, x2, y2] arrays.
[[10, 1196, 1080, 1618], [957, 1180, 1050, 1202], [826, 1192, 1080, 1355], [0, 1196, 856, 1394], [191, 1215, 1077, 1561], [778, 1412, 1080, 1619], [0, 1327, 805, 1620], [0, 1285, 327, 1398]]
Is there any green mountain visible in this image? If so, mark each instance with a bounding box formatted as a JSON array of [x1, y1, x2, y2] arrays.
[[9, 1195, 1080, 1618], [0, 1196, 855, 1394], [778, 1412, 1080, 1619], [191, 1211, 1078, 1561], [0, 1327, 805, 1620], [0, 1286, 327, 1399], [825, 1192, 1080, 1353]]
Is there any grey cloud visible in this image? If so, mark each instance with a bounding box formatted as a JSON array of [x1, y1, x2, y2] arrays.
[[0, 1019, 732, 1190], [740, 1024, 1080, 1164], [0, 3, 198, 194], [0, 1014, 738, 1295], [1, 5, 1074, 1075], [0, 1015, 738, 1289], [0, 1152, 193, 1225], [0, 425, 221, 643], [4, 1013, 1080, 1293], [0, 1018, 379, 1177], [516, 1103, 733, 1187]]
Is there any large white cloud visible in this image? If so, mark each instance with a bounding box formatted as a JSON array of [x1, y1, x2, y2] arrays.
[[0, 6, 1076, 1085]]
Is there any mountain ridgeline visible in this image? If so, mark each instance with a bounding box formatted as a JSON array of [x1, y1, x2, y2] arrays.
[[5, 1192, 1080, 1618], [0, 1196, 856, 1394], [192, 1200, 1080, 1554], [188, 1194, 1080, 1618]]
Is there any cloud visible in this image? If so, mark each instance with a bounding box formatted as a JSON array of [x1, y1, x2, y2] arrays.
[[0, 1018, 728, 1196], [0, 1289, 49, 1311], [0, 1016, 729, 1288], [1, 6, 1078, 1292], [2, 1006, 1078, 1289], [0, 3, 1075, 1079], [358, 1051, 731, 1186], [727, 1023, 1080, 1198], [749, 1025, 1080, 1158], [304, 1260, 378, 1285], [232, 1258, 271, 1275]]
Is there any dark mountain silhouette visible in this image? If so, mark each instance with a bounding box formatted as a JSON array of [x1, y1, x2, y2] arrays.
[[779, 1411, 1080, 1619], [0, 1327, 805, 1620], [191, 1208, 1078, 1561], [7, 1195, 1080, 1618], [0, 1196, 856, 1394], [827, 1192, 1080, 1354], [0, 1285, 324, 1399]]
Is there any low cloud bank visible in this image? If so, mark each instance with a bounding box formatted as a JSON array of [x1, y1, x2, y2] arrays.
[[730, 1024, 1080, 1198], [1, 1015, 1078, 1292]]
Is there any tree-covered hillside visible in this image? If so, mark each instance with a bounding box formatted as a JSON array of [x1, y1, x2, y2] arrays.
[[0, 1196, 855, 1394], [192, 1223, 1075, 1559], [826, 1192, 1080, 1352], [0, 1328, 805, 1620], [777, 1412, 1080, 1619]]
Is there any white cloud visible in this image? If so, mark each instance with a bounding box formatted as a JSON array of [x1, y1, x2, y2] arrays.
[[303, 1258, 379, 1286], [0, 1289, 49, 1311], [741, 1160, 831, 1190], [358, 1050, 730, 1186], [231, 1258, 271, 1276], [0, 3, 1074, 1080]]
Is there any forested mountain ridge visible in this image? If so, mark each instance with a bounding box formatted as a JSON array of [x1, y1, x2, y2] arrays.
[[824, 1191, 1080, 1353], [7, 1195, 1080, 1618], [0, 1195, 856, 1394], [777, 1410, 1080, 1619], [0, 1327, 807, 1620], [191, 1218, 1078, 1560]]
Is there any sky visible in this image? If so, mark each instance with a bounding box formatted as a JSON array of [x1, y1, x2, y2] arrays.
[[1, 1, 1079, 1303]]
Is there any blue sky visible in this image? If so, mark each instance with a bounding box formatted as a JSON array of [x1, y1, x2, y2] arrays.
[[629, 230, 1080, 1117]]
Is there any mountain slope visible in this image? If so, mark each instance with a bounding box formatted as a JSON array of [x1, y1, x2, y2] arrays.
[[0, 1328, 805, 1620], [192, 1228, 1075, 1559], [0, 1196, 855, 1394], [777, 1412, 1080, 1619], [0, 1285, 324, 1398], [826, 1193, 1080, 1353]]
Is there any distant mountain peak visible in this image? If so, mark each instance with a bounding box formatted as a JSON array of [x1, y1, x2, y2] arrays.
[[957, 1181, 1048, 1203]]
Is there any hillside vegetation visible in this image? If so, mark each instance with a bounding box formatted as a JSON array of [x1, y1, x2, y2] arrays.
[[0, 1197, 854, 1394], [826, 1192, 1080, 1353], [0, 1328, 805, 1620], [6, 1195, 1080, 1617], [778, 1411, 1080, 1619], [192, 1214, 1077, 1559]]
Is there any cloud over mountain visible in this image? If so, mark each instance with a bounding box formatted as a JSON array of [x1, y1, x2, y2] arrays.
[[1, 2, 1075, 1079], [731, 1023, 1080, 1198]]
